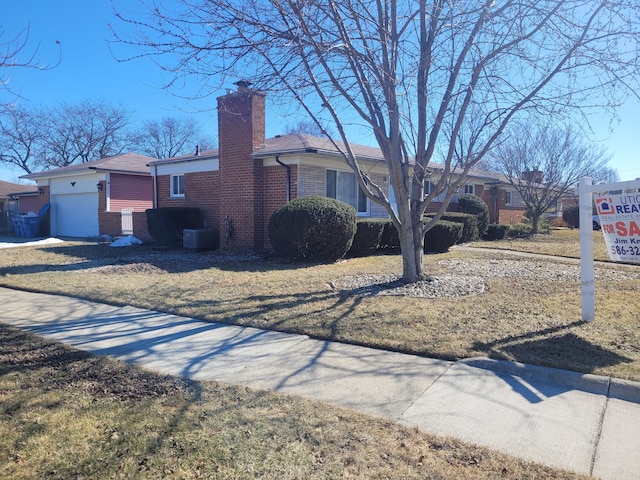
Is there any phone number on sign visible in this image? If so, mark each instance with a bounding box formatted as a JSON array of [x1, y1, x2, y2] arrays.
[[611, 245, 640, 256]]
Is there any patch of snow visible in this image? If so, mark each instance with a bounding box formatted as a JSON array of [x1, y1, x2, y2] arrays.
[[110, 235, 143, 247], [0, 237, 65, 249]]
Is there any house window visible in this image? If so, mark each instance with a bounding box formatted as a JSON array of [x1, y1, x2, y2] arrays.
[[505, 191, 512, 205], [425, 181, 447, 202], [425, 181, 435, 195], [464, 184, 475, 195], [170, 174, 185, 197], [326, 170, 368, 214]]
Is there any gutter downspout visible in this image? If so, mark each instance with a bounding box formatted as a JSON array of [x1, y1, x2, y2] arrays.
[[275, 155, 291, 202]]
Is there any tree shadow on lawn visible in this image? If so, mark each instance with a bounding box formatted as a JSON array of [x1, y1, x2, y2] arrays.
[[472, 322, 633, 375], [0, 244, 308, 276]]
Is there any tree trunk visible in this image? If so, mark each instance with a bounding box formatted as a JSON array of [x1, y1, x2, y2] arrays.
[[396, 201, 425, 283], [530, 211, 541, 234]]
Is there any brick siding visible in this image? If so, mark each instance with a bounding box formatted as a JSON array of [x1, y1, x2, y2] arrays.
[[217, 88, 266, 250]]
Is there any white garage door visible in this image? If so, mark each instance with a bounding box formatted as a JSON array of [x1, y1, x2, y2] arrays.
[[53, 193, 99, 237]]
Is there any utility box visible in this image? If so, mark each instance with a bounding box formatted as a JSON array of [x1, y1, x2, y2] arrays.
[[183, 228, 216, 250]]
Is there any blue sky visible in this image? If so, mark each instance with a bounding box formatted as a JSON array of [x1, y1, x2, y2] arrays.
[[2, 1, 640, 183]]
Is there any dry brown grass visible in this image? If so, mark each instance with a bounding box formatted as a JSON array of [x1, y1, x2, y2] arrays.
[[0, 229, 638, 383], [470, 228, 611, 260], [0, 324, 590, 479]]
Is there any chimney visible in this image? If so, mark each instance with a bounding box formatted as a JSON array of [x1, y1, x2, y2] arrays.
[[217, 82, 266, 250], [195, 145, 200, 156], [522, 167, 544, 184]]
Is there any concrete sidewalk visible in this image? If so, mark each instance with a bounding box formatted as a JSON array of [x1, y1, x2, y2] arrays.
[[1, 286, 638, 479]]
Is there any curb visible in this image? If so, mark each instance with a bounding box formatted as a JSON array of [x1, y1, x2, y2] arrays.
[[460, 357, 615, 396]]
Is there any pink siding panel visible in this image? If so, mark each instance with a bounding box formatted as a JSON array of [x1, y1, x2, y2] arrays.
[[109, 174, 153, 212], [19, 195, 41, 214]]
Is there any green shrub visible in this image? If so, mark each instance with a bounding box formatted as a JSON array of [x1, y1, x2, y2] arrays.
[[425, 212, 479, 243], [483, 223, 509, 240], [423, 220, 463, 253], [346, 219, 386, 257], [379, 221, 400, 252], [268, 196, 357, 262], [562, 205, 580, 228], [145, 207, 203, 248], [506, 222, 532, 238], [458, 194, 490, 236]]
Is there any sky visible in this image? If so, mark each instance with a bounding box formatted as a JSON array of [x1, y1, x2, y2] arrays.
[[2, 1, 640, 184]]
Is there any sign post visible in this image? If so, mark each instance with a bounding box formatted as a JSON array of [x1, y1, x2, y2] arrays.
[[578, 177, 595, 322], [578, 177, 640, 322]]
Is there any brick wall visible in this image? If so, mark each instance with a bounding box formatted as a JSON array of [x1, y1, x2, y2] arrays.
[[156, 171, 220, 238], [262, 164, 298, 249], [217, 86, 266, 250]]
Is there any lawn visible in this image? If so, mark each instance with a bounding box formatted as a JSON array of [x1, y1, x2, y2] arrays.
[[0, 228, 631, 478], [0, 228, 638, 381], [469, 227, 611, 260]]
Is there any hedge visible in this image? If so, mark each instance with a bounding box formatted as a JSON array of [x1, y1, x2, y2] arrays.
[[423, 220, 463, 253], [425, 212, 479, 243], [346, 219, 387, 257]]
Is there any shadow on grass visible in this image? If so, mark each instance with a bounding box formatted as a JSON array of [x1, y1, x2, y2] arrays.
[[472, 322, 633, 374], [0, 243, 325, 276]]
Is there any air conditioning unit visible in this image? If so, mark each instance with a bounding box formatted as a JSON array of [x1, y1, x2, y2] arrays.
[[183, 228, 216, 250]]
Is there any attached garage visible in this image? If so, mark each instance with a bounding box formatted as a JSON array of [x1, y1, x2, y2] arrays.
[[22, 152, 155, 240], [52, 193, 99, 237]]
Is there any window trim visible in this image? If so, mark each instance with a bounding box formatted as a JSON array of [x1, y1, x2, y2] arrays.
[[505, 191, 512, 206], [170, 174, 185, 198]]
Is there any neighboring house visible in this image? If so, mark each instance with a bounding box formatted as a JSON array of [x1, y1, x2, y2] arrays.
[[22, 153, 155, 240], [0, 180, 39, 233], [150, 82, 531, 251]]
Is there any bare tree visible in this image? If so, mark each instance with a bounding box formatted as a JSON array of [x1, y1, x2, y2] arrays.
[[0, 105, 47, 174], [593, 166, 620, 185], [285, 119, 332, 138], [129, 116, 207, 159], [1, 23, 61, 104], [40, 99, 131, 167], [114, 0, 640, 282], [489, 123, 611, 233]]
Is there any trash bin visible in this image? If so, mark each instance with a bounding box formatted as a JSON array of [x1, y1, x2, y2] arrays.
[[11, 215, 25, 237], [23, 216, 40, 237]]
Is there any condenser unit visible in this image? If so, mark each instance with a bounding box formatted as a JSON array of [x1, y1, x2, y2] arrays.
[[183, 228, 216, 250]]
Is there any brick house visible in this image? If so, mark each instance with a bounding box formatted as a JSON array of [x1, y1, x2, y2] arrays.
[[151, 82, 530, 250], [22, 153, 155, 240]]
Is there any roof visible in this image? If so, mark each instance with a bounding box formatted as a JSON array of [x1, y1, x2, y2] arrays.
[[253, 133, 386, 162], [22, 152, 156, 180], [149, 148, 219, 166], [0, 179, 37, 199], [146, 133, 504, 183]]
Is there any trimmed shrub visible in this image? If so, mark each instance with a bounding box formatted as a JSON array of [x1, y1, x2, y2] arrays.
[[506, 222, 532, 238], [268, 196, 357, 262], [425, 212, 479, 243], [379, 221, 400, 252], [458, 193, 490, 236], [483, 223, 509, 241], [145, 207, 203, 248], [423, 220, 463, 253], [347, 219, 386, 257], [563, 205, 580, 228]]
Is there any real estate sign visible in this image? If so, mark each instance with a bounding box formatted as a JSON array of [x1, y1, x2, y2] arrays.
[[594, 192, 640, 264]]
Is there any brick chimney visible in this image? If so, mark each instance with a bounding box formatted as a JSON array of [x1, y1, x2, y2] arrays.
[[217, 81, 266, 250], [522, 166, 544, 184]]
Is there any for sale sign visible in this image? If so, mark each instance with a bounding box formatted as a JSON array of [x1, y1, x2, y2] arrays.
[[594, 193, 640, 263]]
